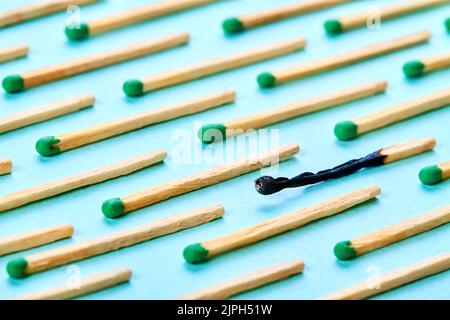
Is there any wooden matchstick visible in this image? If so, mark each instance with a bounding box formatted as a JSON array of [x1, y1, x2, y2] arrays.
[[199, 81, 387, 143], [35, 90, 235, 156], [334, 87, 450, 140], [66, 0, 217, 40], [255, 137, 436, 195], [257, 31, 430, 88], [324, 0, 449, 35], [0, 149, 167, 213], [0, 159, 12, 176], [183, 186, 380, 264], [403, 51, 450, 78], [0, 0, 100, 28], [0, 224, 74, 257], [223, 0, 350, 34], [101, 143, 300, 218], [7, 204, 224, 278], [334, 205, 450, 260], [179, 260, 304, 300], [320, 253, 450, 300], [16, 268, 132, 300], [0, 44, 29, 63], [2, 33, 189, 93], [419, 160, 450, 185], [0, 94, 95, 134], [123, 37, 306, 97]]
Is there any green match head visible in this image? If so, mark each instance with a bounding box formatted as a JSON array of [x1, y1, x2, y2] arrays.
[[222, 18, 245, 34], [7, 257, 29, 279], [324, 19, 343, 35], [257, 72, 276, 88], [334, 241, 357, 260], [403, 60, 425, 78], [65, 23, 90, 41], [123, 80, 144, 97], [334, 121, 358, 141], [419, 165, 443, 185], [183, 243, 209, 264], [2, 75, 24, 93], [35, 136, 61, 156], [445, 18, 450, 33], [102, 198, 126, 218], [198, 124, 227, 144]]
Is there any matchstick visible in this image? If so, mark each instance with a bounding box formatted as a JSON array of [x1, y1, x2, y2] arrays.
[[0, 159, 12, 175], [223, 0, 350, 34], [320, 253, 450, 300], [183, 186, 380, 264], [0, 44, 29, 63], [403, 51, 450, 78], [2, 33, 189, 93], [257, 31, 430, 88], [35, 90, 235, 156], [0, 0, 100, 28], [7, 204, 224, 278], [0, 149, 167, 213], [419, 160, 450, 185], [334, 205, 450, 260], [199, 80, 387, 143], [66, 0, 216, 40], [0, 224, 74, 257], [101, 143, 300, 218], [179, 260, 304, 300], [334, 87, 450, 140], [324, 0, 448, 35], [15, 268, 132, 300], [123, 37, 306, 97], [255, 137, 436, 195], [0, 94, 95, 134]]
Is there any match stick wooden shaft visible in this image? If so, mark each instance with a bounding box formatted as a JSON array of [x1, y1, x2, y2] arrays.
[[121, 143, 300, 214], [88, 0, 216, 35], [201, 186, 380, 259], [22, 33, 189, 89], [141, 38, 306, 92], [380, 137, 436, 164], [55, 91, 235, 152], [0, 149, 167, 213], [351, 205, 450, 256], [225, 81, 387, 133], [16, 268, 132, 300], [0, 44, 28, 63], [21, 205, 224, 275], [0, 0, 99, 28], [180, 260, 304, 300], [439, 161, 450, 180], [0, 94, 95, 134], [0, 159, 12, 175], [421, 51, 450, 73], [336, 0, 448, 32], [237, 0, 350, 29], [355, 88, 450, 135], [0, 224, 74, 256], [272, 31, 430, 84], [321, 253, 450, 300]]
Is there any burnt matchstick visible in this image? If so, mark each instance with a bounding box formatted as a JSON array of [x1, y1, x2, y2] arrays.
[[255, 137, 435, 195]]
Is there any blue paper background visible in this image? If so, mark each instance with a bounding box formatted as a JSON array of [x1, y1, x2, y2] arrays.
[[0, 0, 449, 300]]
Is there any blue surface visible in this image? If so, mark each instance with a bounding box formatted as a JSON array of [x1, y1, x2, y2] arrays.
[[0, 0, 449, 300]]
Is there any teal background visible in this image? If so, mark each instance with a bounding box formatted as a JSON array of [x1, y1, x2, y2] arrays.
[[0, 0, 449, 300]]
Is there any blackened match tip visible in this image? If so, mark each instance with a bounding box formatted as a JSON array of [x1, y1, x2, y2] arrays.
[[255, 176, 284, 195]]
